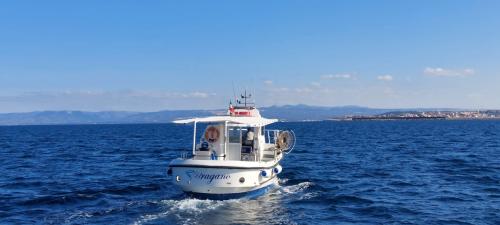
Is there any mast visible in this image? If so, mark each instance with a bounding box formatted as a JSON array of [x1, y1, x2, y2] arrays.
[[239, 90, 252, 108]]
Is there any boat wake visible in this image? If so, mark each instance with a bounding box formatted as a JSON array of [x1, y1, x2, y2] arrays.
[[160, 198, 231, 213], [131, 180, 315, 225], [280, 181, 314, 194], [133, 198, 238, 225], [277, 179, 321, 199]]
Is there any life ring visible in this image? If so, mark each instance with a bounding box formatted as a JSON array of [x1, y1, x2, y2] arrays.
[[204, 126, 220, 143]]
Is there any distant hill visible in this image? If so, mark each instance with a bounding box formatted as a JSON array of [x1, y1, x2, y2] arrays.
[[0, 111, 135, 125], [0, 110, 219, 125], [0, 105, 464, 125]]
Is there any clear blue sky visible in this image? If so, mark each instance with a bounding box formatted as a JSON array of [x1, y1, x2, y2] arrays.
[[1, 1, 499, 112]]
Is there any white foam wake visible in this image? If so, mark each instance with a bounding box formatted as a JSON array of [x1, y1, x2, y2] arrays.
[[133, 182, 314, 224], [274, 181, 320, 201], [132, 198, 241, 225], [280, 181, 314, 194]]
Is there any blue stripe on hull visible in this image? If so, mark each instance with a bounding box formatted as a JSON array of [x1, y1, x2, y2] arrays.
[[184, 183, 277, 200]]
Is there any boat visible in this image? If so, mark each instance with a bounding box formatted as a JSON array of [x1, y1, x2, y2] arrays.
[[167, 92, 295, 200]]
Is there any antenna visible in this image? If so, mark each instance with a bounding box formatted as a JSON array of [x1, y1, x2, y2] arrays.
[[252, 83, 256, 107], [240, 89, 253, 107], [231, 81, 237, 104]]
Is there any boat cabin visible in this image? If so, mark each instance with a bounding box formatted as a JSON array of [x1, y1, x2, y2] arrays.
[[173, 106, 282, 162]]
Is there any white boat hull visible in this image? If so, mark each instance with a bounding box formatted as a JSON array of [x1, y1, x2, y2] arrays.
[[168, 159, 282, 199]]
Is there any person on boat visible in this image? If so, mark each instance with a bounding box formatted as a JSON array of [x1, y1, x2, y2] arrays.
[[199, 139, 210, 151], [246, 129, 254, 143], [243, 128, 255, 150], [244, 128, 255, 146]]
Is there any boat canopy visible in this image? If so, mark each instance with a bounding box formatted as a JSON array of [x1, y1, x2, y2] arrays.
[[173, 116, 278, 127]]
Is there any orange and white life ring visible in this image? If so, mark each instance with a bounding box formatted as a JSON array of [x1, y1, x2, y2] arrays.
[[204, 126, 220, 143]]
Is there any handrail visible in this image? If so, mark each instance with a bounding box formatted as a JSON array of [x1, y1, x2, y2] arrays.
[[265, 129, 281, 144], [180, 151, 191, 159]]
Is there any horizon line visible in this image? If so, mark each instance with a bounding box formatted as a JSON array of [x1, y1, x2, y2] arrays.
[[1, 104, 499, 114]]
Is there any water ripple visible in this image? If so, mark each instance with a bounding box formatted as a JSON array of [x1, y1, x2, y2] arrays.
[[1, 121, 499, 224]]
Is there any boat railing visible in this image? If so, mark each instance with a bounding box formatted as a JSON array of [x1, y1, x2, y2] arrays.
[[265, 129, 280, 144], [180, 151, 191, 159]]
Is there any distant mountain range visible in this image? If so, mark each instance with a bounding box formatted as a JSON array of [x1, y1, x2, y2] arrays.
[[0, 105, 466, 125]]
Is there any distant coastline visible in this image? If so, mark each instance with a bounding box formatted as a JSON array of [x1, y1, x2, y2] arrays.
[[337, 110, 500, 121], [1, 105, 499, 125], [345, 116, 446, 121]]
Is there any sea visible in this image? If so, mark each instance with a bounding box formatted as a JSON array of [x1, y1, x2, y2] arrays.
[[1, 121, 499, 225]]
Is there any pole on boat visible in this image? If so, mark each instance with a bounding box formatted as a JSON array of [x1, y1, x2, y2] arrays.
[[192, 121, 197, 155], [224, 121, 228, 159]]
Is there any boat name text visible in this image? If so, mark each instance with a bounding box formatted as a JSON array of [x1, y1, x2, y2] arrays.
[[185, 170, 231, 184]]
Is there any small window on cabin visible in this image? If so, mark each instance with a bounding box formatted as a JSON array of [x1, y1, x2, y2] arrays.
[[228, 127, 241, 143]]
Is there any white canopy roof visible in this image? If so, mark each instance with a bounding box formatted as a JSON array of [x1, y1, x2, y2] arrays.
[[173, 116, 278, 127]]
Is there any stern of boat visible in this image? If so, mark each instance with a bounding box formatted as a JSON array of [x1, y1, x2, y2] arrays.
[[167, 159, 282, 199]]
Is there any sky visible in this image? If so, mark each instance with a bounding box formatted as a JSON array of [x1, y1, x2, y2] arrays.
[[1, 0, 500, 112]]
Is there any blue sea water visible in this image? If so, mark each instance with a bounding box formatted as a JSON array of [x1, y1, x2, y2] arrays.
[[1, 121, 499, 225]]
